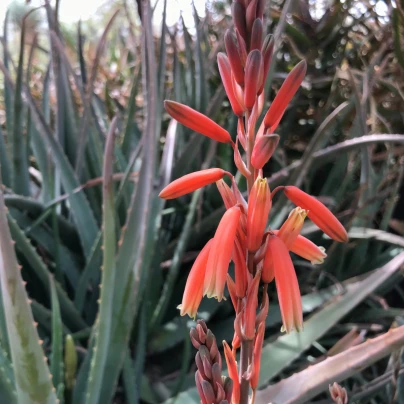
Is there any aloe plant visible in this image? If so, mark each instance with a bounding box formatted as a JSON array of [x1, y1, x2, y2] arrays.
[[0, 0, 402, 403]]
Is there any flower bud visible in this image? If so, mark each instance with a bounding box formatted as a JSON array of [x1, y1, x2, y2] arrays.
[[284, 186, 348, 242], [260, 35, 274, 93], [246, 0, 258, 34], [165, 100, 232, 143], [262, 60, 307, 133], [256, 0, 265, 19], [159, 168, 227, 199], [251, 134, 280, 169], [247, 176, 271, 252], [250, 18, 263, 51], [231, 2, 247, 41], [244, 50, 263, 111], [225, 30, 245, 87], [204, 207, 241, 301], [235, 29, 248, 65], [217, 53, 244, 117]]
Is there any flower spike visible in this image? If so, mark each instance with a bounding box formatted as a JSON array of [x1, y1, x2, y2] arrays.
[[159, 168, 228, 200], [284, 186, 348, 242], [204, 206, 241, 301], [164, 100, 232, 144], [178, 240, 213, 318]]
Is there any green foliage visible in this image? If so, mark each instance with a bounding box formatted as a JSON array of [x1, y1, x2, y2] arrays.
[[0, 0, 403, 403]]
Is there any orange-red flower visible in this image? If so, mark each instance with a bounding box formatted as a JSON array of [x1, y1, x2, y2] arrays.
[[251, 134, 279, 169], [225, 30, 245, 87], [217, 53, 244, 117], [266, 235, 303, 333], [159, 168, 227, 200], [247, 176, 271, 252], [277, 207, 307, 248], [290, 235, 327, 264], [262, 60, 307, 133], [204, 206, 241, 301], [284, 186, 348, 242], [244, 50, 263, 111], [178, 240, 213, 319], [164, 100, 232, 144]]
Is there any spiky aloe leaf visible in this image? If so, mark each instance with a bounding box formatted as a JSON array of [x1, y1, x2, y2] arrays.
[[50, 276, 64, 395], [0, 176, 57, 403], [85, 118, 117, 404], [92, 1, 158, 401], [256, 325, 404, 404], [12, 10, 32, 196]]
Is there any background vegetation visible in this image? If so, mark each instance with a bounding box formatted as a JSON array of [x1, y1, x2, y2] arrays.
[[0, 0, 404, 403]]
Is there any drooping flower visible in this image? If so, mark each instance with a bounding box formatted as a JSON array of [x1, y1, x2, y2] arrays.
[[284, 186, 348, 242], [159, 168, 227, 200], [178, 239, 213, 319], [204, 206, 241, 301], [273, 231, 327, 264], [266, 235, 303, 333]]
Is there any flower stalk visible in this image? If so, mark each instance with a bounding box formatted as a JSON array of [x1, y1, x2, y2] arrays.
[[159, 0, 349, 402]]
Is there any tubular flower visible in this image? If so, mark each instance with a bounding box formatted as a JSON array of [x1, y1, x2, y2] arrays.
[[204, 206, 241, 301], [277, 207, 307, 248], [284, 186, 349, 242], [178, 240, 213, 319], [247, 176, 271, 252], [262, 60, 307, 134], [159, 168, 227, 200], [273, 232, 327, 265], [164, 100, 232, 144], [267, 235, 303, 333]]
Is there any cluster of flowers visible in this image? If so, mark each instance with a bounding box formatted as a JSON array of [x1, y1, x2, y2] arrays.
[[159, 0, 348, 402]]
